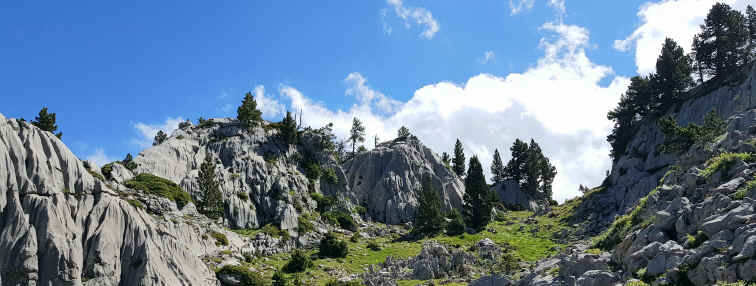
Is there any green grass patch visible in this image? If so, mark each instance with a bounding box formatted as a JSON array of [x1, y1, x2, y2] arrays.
[[700, 152, 753, 178], [685, 231, 708, 249], [124, 173, 193, 209], [215, 265, 265, 286], [594, 186, 660, 250], [210, 231, 229, 246]]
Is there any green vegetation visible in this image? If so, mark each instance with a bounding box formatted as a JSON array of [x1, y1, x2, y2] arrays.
[[685, 231, 708, 249], [122, 153, 137, 170], [585, 248, 602, 255], [198, 154, 224, 219], [463, 156, 494, 231], [626, 280, 650, 286], [349, 117, 366, 155], [125, 198, 144, 209], [272, 270, 287, 286], [124, 173, 192, 209], [659, 110, 726, 154], [311, 193, 335, 213], [322, 211, 357, 232], [101, 163, 115, 180], [452, 139, 466, 176], [237, 192, 249, 201], [716, 281, 756, 286], [594, 186, 660, 250], [237, 92, 263, 128], [502, 138, 556, 201], [87, 169, 106, 182], [283, 249, 312, 273], [216, 265, 265, 286], [413, 176, 445, 236], [367, 241, 381, 251], [210, 231, 229, 246], [325, 281, 362, 286], [700, 152, 753, 178], [304, 161, 322, 181], [31, 107, 62, 139], [298, 214, 315, 234], [153, 130, 167, 146], [491, 148, 505, 182], [278, 111, 298, 145], [319, 232, 348, 258], [446, 210, 466, 235], [323, 167, 339, 185]]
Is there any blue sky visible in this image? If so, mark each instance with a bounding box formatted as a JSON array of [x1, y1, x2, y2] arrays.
[[1, 0, 749, 201]]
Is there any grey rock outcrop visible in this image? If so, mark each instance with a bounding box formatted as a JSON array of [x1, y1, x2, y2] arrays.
[[0, 114, 217, 285], [491, 180, 544, 212], [343, 137, 464, 224]]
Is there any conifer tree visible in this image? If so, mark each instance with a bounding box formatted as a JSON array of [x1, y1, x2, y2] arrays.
[[452, 139, 466, 177], [491, 149, 505, 183], [463, 156, 493, 232], [692, 3, 749, 77], [398, 126, 410, 139], [441, 152, 451, 168], [414, 176, 444, 235], [349, 117, 366, 155], [654, 38, 693, 111], [237, 92, 263, 128], [198, 153, 223, 219], [32, 107, 62, 139], [122, 153, 137, 170], [747, 5, 756, 63], [279, 111, 298, 145], [503, 139, 528, 182], [153, 130, 167, 146]]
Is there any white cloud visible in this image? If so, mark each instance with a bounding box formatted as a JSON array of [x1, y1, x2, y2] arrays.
[[85, 148, 116, 167], [480, 50, 496, 63], [271, 21, 628, 203], [386, 0, 440, 39], [509, 0, 535, 15], [131, 117, 185, 148], [614, 0, 750, 74], [344, 72, 401, 114], [253, 85, 285, 118]]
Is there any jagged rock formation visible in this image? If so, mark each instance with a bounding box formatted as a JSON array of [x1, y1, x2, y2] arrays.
[[343, 136, 465, 224], [0, 114, 217, 285], [491, 180, 544, 213]]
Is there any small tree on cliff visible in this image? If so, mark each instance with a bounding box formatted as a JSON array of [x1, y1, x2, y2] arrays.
[[198, 153, 223, 219]]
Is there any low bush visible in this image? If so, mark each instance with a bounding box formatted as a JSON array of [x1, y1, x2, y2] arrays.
[[594, 186, 660, 250], [215, 265, 265, 286], [323, 167, 339, 184], [311, 193, 335, 213], [319, 232, 348, 258], [323, 211, 357, 232], [124, 173, 193, 209], [101, 163, 115, 180], [237, 192, 249, 201], [261, 224, 290, 240], [304, 162, 321, 181], [700, 152, 753, 178], [659, 110, 725, 154], [297, 215, 315, 234], [685, 230, 708, 249], [210, 231, 228, 246], [283, 249, 312, 273], [367, 241, 381, 251]]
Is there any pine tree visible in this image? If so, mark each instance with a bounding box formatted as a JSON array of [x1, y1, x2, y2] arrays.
[[237, 92, 263, 128], [153, 130, 167, 146], [463, 156, 493, 232], [520, 140, 557, 201], [692, 3, 749, 77], [398, 126, 410, 139], [441, 152, 451, 168], [747, 5, 756, 63], [452, 139, 466, 177], [32, 107, 62, 138], [349, 117, 366, 155], [413, 176, 444, 235], [654, 38, 693, 111], [198, 153, 223, 219], [491, 149, 505, 183], [279, 111, 298, 145], [503, 139, 528, 182], [122, 153, 137, 170], [607, 76, 652, 160]]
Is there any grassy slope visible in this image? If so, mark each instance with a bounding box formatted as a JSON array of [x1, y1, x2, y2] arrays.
[[232, 210, 571, 285]]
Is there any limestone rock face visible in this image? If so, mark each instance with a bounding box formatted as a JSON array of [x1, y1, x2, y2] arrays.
[[343, 137, 464, 224], [0, 114, 217, 285], [490, 180, 543, 212]]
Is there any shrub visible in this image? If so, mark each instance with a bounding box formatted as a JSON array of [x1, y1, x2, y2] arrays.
[[283, 249, 312, 273], [350, 232, 360, 243], [261, 224, 290, 240], [367, 241, 381, 251], [210, 231, 228, 246], [215, 265, 265, 286], [659, 110, 726, 154], [101, 163, 115, 180], [325, 281, 362, 286], [323, 167, 339, 184], [323, 211, 357, 232], [237, 192, 249, 201], [319, 232, 348, 258], [311, 193, 335, 213], [446, 210, 466, 236], [685, 231, 708, 249], [272, 270, 288, 286], [700, 152, 753, 178], [354, 206, 367, 217], [298, 215, 315, 234], [304, 162, 321, 181], [124, 173, 193, 209]]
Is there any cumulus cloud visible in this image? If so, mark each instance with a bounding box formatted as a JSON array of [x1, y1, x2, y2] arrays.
[[252, 85, 285, 118], [345, 73, 401, 114], [614, 0, 750, 74], [257, 21, 627, 202], [480, 50, 496, 63], [85, 148, 117, 167], [385, 0, 440, 39], [131, 117, 185, 148]]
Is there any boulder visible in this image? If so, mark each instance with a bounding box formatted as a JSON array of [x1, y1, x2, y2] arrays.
[[470, 274, 511, 286]]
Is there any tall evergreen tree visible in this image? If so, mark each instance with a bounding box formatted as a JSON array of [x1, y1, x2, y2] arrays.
[[279, 111, 298, 145], [237, 92, 263, 128], [491, 149, 505, 183], [349, 117, 366, 155], [452, 139, 466, 177], [462, 156, 493, 232], [398, 126, 410, 139], [522, 140, 557, 201], [32, 107, 62, 139], [198, 153, 223, 219], [503, 139, 528, 182], [153, 130, 167, 146], [654, 38, 694, 111], [607, 76, 652, 160], [747, 5, 756, 63], [413, 176, 444, 235], [692, 3, 749, 77]]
